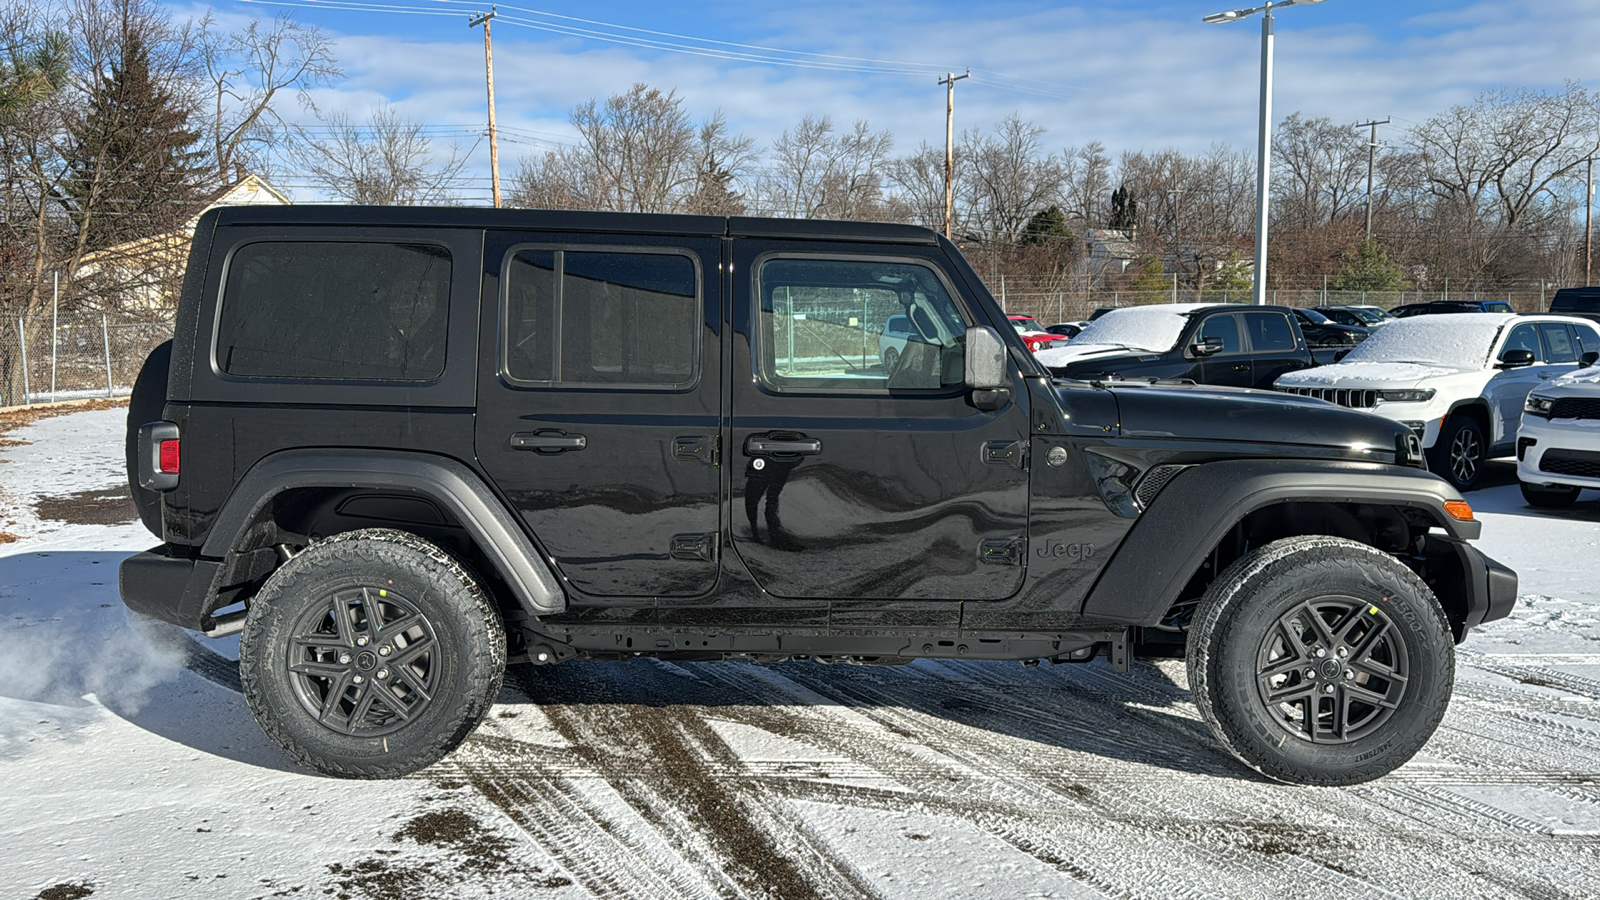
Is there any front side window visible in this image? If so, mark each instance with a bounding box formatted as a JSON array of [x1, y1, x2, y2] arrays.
[[218, 241, 451, 381], [504, 249, 698, 388], [758, 257, 967, 391], [1501, 323, 1541, 361], [1197, 314, 1242, 355], [1243, 311, 1297, 352]]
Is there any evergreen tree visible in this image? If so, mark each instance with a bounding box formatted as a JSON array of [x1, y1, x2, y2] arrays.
[[1330, 238, 1406, 292], [1108, 185, 1137, 231], [65, 29, 205, 249], [1021, 205, 1070, 246]]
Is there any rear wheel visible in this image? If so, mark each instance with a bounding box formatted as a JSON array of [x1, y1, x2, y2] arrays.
[[1520, 480, 1581, 509], [882, 346, 900, 374], [1188, 536, 1454, 785], [1427, 415, 1485, 491], [240, 529, 505, 778]]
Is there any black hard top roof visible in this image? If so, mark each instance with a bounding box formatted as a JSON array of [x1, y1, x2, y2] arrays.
[[207, 205, 940, 245]]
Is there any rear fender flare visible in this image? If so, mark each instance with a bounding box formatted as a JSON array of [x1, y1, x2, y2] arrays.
[[201, 448, 565, 615]]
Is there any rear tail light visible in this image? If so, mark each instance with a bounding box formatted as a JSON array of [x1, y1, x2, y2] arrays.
[[159, 439, 180, 474]]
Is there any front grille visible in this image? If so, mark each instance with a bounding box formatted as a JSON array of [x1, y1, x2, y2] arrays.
[[1541, 448, 1600, 478], [1280, 386, 1378, 409], [1550, 398, 1600, 420]]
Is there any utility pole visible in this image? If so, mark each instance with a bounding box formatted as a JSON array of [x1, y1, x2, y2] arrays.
[[1586, 155, 1595, 284], [469, 8, 502, 207], [1354, 117, 1390, 242], [938, 69, 969, 239]]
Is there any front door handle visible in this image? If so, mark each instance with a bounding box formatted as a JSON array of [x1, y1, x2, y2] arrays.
[[745, 435, 822, 456], [511, 431, 587, 452]]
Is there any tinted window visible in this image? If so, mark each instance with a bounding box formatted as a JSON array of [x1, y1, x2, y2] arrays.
[[1244, 311, 1297, 352], [758, 257, 966, 391], [1502, 323, 1541, 360], [1576, 324, 1600, 355], [218, 241, 450, 381], [1539, 323, 1578, 363], [1483, 301, 1514, 313], [504, 249, 698, 388], [1552, 290, 1600, 312], [1197, 314, 1242, 354]]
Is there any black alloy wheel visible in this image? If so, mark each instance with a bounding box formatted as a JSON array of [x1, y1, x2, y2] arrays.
[[882, 346, 900, 374], [285, 586, 441, 737], [1254, 596, 1408, 744], [1428, 416, 1485, 491]]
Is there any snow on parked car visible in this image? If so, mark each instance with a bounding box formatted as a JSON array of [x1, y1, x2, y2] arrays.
[[1034, 304, 1213, 367], [1517, 356, 1600, 507], [1276, 313, 1600, 490]]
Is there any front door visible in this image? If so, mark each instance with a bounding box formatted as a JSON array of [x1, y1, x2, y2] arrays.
[[1196, 312, 1253, 388], [474, 231, 723, 599], [728, 243, 1031, 600], [1485, 321, 1546, 446]]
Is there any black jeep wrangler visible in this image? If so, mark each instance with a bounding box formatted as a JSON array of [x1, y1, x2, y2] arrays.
[[122, 206, 1516, 785]]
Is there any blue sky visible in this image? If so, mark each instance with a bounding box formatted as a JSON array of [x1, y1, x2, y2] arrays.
[[193, 0, 1600, 201]]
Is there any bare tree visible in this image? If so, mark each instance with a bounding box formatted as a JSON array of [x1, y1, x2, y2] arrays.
[[762, 115, 894, 220], [198, 12, 339, 185], [287, 106, 469, 205], [681, 112, 756, 215], [960, 114, 1063, 242], [1061, 141, 1111, 228], [884, 141, 951, 231], [1273, 113, 1368, 227]]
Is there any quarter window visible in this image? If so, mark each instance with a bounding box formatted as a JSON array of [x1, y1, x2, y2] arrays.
[[217, 241, 451, 381], [757, 257, 968, 392], [503, 249, 698, 388]]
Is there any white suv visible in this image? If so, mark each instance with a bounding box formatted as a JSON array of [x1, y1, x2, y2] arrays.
[[1517, 360, 1600, 507], [1275, 313, 1600, 491]]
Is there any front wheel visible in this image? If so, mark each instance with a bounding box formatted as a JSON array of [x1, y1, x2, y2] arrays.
[[240, 529, 506, 778], [1188, 536, 1455, 786], [1427, 415, 1485, 491]]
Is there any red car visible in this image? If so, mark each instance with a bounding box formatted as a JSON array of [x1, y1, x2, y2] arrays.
[[1007, 315, 1071, 352]]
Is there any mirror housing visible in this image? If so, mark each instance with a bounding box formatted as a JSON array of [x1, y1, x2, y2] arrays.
[[1581, 350, 1599, 369], [965, 325, 1009, 391], [1497, 348, 1536, 369], [1190, 335, 1225, 357]]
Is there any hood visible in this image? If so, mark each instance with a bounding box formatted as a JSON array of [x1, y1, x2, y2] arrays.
[[1099, 381, 1414, 458], [1036, 343, 1151, 369], [1274, 360, 1465, 390]]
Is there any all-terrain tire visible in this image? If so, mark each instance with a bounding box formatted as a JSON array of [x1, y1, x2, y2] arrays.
[[1427, 414, 1485, 492], [1520, 480, 1581, 509], [239, 528, 506, 778], [125, 339, 172, 537], [1187, 536, 1455, 786]]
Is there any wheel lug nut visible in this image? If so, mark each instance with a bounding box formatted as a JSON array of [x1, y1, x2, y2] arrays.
[[1336, 647, 1349, 658], [378, 646, 391, 656], [1322, 683, 1336, 694], [1345, 669, 1355, 680], [353, 675, 365, 684], [1304, 669, 1317, 680], [377, 668, 389, 680], [1314, 647, 1327, 658], [356, 636, 369, 646], [338, 653, 352, 664]]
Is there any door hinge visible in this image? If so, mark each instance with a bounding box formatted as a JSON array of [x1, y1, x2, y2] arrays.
[[671, 532, 718, 562], [673, 434, 719, 465], [978, 537, 1025, 565]]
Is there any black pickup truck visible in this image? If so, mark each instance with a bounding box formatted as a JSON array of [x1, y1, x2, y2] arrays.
[[1038, 303, 1348, 388], [122, 207, 1514, 786]]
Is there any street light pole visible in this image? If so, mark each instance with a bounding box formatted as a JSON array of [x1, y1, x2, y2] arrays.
[[1204, 0, 1328, 305]]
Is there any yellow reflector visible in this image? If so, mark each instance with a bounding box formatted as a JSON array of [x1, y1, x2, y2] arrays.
[[1443, 500, 1475, 521], [1368, 606, 1380, 615]]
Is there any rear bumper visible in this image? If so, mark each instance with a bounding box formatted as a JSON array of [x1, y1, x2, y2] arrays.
[[119, 546, 220, 630]]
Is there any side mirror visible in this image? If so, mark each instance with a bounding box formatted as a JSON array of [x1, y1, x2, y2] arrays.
[[1581, 350, 1599, 369], [965, 325, 1009, 391], [1190, 335, 1225, 357], [1497, 348, 1536, 369]]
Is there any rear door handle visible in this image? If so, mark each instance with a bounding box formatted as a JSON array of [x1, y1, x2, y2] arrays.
[[745, 436, 822, 456], [511, 431, 586, 452]]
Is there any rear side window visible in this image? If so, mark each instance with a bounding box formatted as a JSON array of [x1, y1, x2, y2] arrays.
[[218, 241, 451, 381], [1243, 311, 1297, 352], [1538, 323, 1578, 363], [503, 249, 698, 388], [1552, 291, 1600, 312], [1576, 324, 1600, 355]]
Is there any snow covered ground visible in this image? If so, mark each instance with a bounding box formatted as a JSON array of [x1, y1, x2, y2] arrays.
[[3, 405, 1599, 900]]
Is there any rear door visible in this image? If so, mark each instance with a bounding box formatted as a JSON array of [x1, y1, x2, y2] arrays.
[[474, 231, 724, 600], [728, 242, 1031, 601], [1241, 309, 1307, 387]]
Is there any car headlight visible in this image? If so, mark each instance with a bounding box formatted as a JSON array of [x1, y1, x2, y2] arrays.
[[1377, 389, 1435, 403], [1524, 395, 1555, 417]]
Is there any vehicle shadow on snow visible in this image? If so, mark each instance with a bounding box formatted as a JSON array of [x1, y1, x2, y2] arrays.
[[0, 550, 298, 773], [502, 653, 1258, 781], [1468, 460, 1600, 522]]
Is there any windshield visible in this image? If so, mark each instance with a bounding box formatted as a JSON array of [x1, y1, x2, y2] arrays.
[[1298, 308, 1331, 324], [1351, 307, 1385, 323], [1340, 314, 1508, 368], [1065, 304, 1215, 354], [1010, 317, 1043, 334]]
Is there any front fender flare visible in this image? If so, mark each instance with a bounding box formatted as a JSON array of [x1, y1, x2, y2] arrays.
[[1079, 459, 1477, 625], [201, 448, 565, 615]]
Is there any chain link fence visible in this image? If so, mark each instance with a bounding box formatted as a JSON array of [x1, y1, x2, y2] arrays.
[[0, 311, 173, 409], [993, 288, 1553, 325]]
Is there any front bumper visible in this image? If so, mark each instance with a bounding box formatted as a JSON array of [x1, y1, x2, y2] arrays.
[[1516, 416, 1600, 490], [119, 546, 221, 631], [1433, 536, 1517, 639]]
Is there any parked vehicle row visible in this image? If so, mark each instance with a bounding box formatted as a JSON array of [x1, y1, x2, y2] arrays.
[[1518, 361, 1600, 507]]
